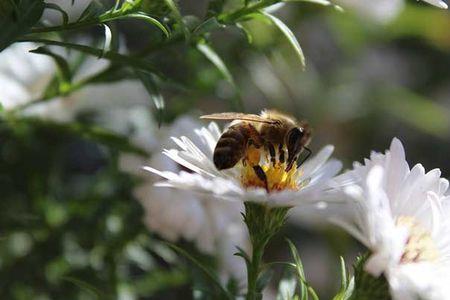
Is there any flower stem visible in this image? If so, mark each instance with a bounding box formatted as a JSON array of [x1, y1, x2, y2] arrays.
[[243, 202, 290, 300], [246, 238, 267, 300], [218, 0, 278, 23]]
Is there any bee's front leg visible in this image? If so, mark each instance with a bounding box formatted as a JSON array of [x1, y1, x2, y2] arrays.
[[253, 165, 269, 193]]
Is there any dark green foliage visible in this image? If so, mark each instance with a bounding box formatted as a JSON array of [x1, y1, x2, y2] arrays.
[[348, 254, 391, 300], [0, 0, 44, 51], [0, 116, 186, 299]]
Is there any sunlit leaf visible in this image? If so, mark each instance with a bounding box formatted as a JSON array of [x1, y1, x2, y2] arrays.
[[258, 11, 306, 70], [277, 276, 297, 300], [286, 239, 319, 300], [100, 23, 113, 58], [111, 13, 170, 38], [196, 41, 242, 109]]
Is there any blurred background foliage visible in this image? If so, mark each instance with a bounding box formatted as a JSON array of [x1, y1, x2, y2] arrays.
[[0, 0, 449, 299]]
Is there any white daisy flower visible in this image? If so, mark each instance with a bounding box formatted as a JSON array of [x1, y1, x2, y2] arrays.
[[143, 114, 342, 207], [128, 116, 249, 282], [331, 138, 450, 300]]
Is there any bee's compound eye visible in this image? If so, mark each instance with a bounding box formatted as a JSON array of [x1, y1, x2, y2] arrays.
[[287, 128, 303, 146]]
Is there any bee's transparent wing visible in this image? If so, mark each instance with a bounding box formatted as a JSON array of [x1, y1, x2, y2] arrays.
[[200, 112, 278, 124]]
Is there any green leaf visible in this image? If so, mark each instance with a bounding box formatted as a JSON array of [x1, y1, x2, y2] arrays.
[[18, 39, 160, 76], [29, 47, 72, 83], [164, 0, 189, 37], [259, 11, 306, 70], [166, 243, 233, 300], [196, 41, 242, 110], [333, 257, 351, 300], [286, 239, 319, 300], [207, 0, 226, 16], [10, 116, 148, 156], [256, 267, 274, 292], [0, 0, 45, 51], [277, 276, 297, 300], [283, 0, 343, 11], [44, 2, 69, 25], [77, 0, 104, 22], [236, 22, 253, 44], [135, 70, 165, 126], [100, 23, 113, 58], [194, 17, 224, 36], [339, 257, 348, 292], [109, 13, 170, 38], [234, 246, 251, 267], [62, 276, 105, 298], [347, 254, 390, 300]]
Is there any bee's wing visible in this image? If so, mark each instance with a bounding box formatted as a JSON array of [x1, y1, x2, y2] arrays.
[[200, 112, 278, 124]]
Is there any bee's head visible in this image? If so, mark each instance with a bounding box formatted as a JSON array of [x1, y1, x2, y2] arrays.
[[285, 124, 311, 171]]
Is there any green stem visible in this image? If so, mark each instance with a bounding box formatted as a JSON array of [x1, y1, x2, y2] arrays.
[[219, 0, 278, 23], [246, 239, 267, 300], [243, 202, 290, 300]]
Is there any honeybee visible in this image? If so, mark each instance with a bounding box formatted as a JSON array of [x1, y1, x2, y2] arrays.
[[200, 110, 312, 190]]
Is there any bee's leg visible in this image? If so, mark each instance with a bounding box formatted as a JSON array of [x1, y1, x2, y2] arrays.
[[297, 147, 312, 168], [253, 165, 269, 193], [267, 142, 276, 166], [278, 144, 285, 164]]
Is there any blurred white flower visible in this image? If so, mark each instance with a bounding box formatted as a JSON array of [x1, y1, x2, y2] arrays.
[[0, 42, 55, 110], [334, 0, 404, 24], [331, 138, 450, 300], [0, 41, 155, 152], [127, 116, 249, 283], [143, 116, 341, 207], [422, 0, 448, 9], [334, 0, 447, 24]]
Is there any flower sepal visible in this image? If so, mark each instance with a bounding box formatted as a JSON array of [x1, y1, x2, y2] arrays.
[[349, 253, 391, 300]]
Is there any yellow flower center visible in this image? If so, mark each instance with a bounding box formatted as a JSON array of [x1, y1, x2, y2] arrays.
[[396, 216, 439, 264], [239, 146, 301, 193]]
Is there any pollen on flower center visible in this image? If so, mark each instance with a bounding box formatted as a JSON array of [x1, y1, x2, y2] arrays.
[[239, 146, 301, 193], [396, 216, 439, 264]]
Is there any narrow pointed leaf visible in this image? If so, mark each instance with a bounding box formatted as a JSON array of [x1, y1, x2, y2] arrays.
[[18, 39, 160, 76], [29, 46, 72, 83], [44, 3, 69, 25], [196, 42, 242, 109], [277, 276, 297, 300], [259, 11, 305, 70], [62, 276, 105, 298], [115, 13, 170, 38], [77, 0, 104, 21], [164, 0, 188, 37], [166, 243, 233, 300], [100, 23, 113, 58], [136, 70, 165, 126]]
